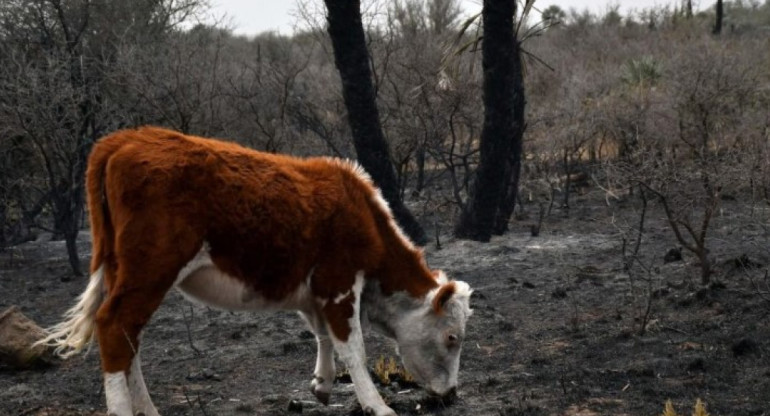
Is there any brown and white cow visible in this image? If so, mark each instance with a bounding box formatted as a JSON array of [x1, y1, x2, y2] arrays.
[[36, 127, 472, 416]]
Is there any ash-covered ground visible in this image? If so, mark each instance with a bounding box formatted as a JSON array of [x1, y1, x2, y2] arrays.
[[2, 198, 769, 416]]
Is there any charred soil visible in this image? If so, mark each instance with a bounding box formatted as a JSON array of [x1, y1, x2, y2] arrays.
[[2, 196, 770, 416]]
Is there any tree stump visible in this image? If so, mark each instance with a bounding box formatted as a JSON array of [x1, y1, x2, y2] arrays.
[[0, 306, 54, 368]]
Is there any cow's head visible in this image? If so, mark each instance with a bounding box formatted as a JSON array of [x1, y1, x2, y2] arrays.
[[396, 274, 472, 397]]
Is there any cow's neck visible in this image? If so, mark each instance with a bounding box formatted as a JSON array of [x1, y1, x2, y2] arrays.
[[367, 216, 438, 298], [361, 255, 438, 340], [359, 195, 439, 337], [361, 280, 425, 340]]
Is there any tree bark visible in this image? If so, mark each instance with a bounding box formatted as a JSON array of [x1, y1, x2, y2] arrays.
[[713, 0, 723, 34], [492, 31, 525, 236], [492, 148, 522, 235], [415, 144, 426, 194], [64, 231, 83, 277], [455, 0, 520, 241], [323, 0, 427, 245]]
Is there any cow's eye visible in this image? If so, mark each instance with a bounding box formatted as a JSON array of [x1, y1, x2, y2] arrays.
[[446, 333, 460, 346]]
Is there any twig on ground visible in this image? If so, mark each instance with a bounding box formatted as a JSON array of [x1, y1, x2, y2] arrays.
[[182, 304, 203, 356]]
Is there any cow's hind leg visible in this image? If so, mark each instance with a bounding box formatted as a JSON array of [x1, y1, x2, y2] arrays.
[[128, 349, 159, 416], [299, 310, 335, 405], [97, 281, 168, 416], [322, 273, 395, 416], [97, 234, 200, 415]]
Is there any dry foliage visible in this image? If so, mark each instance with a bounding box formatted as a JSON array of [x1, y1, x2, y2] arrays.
[[373, 355, 415, 386], [660, 398, 711, 416]]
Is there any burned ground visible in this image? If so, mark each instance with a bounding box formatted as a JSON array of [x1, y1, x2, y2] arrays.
[[1, 195, 770, 416]]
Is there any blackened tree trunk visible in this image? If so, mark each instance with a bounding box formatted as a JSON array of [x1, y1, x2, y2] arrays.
[[455, 0, 522, 241], [492, 32, 526, 236], [713, 0, 723, 34], [415, 144, 426, 194], [323, 0, 427, 245], [492, 147, 523, 234], [51, 170, 86, 277], [0, 205, 6, 250]]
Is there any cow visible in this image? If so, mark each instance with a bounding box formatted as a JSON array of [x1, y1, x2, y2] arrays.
[[36, 127, 473, 416]]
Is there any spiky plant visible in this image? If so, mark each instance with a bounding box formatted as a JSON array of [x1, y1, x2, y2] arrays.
[[622, 56, 662, 88], [662, 399, 679, 416], [659, 398, 711, 416], [692, 398, 711, 416], [373, 356, 414, 385]]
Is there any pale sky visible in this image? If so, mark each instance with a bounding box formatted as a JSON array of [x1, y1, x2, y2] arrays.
[[208, 0, 702, 36]]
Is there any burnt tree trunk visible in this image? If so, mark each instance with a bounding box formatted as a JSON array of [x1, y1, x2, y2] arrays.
[[713, 0, 723, 34], [0, 204, 6, 250], [51, 178, 85, 277], [324, 0, 427, 245], [455, 0, 520, 241], [415, 144, 426, 194], [492, 147, 522, 235], [492, 31, 525, 236]]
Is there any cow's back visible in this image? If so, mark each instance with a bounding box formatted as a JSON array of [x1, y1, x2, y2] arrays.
[[92, 127, 383, 301]]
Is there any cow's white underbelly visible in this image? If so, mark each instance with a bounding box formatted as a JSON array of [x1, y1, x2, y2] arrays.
[[174, 246, 312, 312]]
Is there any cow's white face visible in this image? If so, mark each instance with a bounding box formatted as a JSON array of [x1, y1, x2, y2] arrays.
[[396, 280, 472, 397]]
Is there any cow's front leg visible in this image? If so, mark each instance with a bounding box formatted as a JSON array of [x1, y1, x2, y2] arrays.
[[311, 334, 335, 404], [299, 311, 335, 405], [324, 273, 395, 416]]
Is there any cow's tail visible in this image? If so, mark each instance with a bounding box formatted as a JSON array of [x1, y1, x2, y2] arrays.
[[35, 140, 116, 358], [35, 266, 105, 358]]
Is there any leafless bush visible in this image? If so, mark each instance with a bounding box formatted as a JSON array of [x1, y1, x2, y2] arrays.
[[2, 0, 770, 276]]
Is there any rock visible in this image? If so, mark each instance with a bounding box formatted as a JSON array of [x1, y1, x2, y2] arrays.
[[298, 330, 315, 340], [551, 287, 568, 299], [726, 254, 763, 270], [0, 306, 54, 369], [732, 338, 759, 357], [686, 356, 706, 372], [663, 247, 682, 263], [287, 399, 303, 413], [186, 367, 222, 381]]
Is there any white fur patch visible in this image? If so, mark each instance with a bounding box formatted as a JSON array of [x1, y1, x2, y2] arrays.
[[305, 266, 316, 287], [128, 352, 159, 416], [351, 271, 365, 301], [174, 244, 213, 286], [104, 371, 132, 416], [332, 272, 363, 305], [311, 334, 335, 398], [324, 157, 373, 185], [328, 271, 393, 414], [427, 279, 474, 317], [175, 245, 312, 312], [333, 290, 350, 304], [451, 280, 473, 299]]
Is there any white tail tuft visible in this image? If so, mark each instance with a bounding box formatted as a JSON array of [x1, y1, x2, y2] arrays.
[[35, 265, 105, 358]]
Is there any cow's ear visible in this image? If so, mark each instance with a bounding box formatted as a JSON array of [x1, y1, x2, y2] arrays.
[[431, 269, 447, 283], [432, 282, 456, 315]]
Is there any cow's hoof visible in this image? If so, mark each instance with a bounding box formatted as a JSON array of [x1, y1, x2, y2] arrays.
[[363, 405, 397, 416], [310, 377, 331, 405], [313, 389, 330, 406]]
